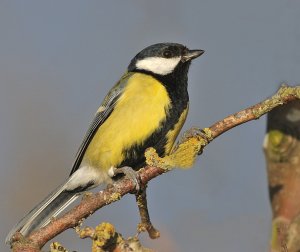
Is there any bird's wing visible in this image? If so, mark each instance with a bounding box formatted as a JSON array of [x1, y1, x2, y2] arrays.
[[69, 72, 133, 175]]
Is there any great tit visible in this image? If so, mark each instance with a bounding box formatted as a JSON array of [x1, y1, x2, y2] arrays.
[[6, 43, 204, 244]]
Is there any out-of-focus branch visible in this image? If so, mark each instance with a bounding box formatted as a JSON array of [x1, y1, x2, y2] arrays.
[[263, 100, 300, 252], [11, 85, 300, 252]]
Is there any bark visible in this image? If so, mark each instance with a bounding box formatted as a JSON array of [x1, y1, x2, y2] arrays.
[[264, 100, 300, 252]]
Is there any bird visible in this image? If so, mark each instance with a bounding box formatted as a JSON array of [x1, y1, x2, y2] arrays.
[[6, 42, 204, 244]]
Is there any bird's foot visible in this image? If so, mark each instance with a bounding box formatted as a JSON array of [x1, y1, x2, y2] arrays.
[[182, 127, 209, 141], [108, 166, 141, 192], [178, 127, 212, 154]]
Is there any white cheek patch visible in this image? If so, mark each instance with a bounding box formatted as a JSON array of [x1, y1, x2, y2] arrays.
[[136, 56, 181, 75]]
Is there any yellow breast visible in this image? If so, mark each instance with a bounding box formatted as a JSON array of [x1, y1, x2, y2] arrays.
[[83, 73, 171, 170]]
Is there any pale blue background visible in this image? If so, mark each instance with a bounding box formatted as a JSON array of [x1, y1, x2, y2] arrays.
[[1, 1, 300, 251]]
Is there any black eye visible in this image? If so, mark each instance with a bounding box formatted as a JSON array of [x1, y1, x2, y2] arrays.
[[163, 50, 172, 58]]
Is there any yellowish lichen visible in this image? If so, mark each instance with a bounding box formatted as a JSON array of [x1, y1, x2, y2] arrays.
[[202, 128, 213, 141], [268, 130, 284, 149], [109, 192, 121, 202], [78, 223, 119, 252], [50, 242, 68, 252], [270, 217, 289, 251], [145, 127, 209, 170], [253, 85, 300, 118], [93, 222, 116, 249]]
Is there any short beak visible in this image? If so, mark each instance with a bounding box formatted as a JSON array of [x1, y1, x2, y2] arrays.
[[181, 49, 205, 62]]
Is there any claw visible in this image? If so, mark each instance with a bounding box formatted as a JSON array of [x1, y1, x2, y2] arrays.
[[108, 166, 141, 192]]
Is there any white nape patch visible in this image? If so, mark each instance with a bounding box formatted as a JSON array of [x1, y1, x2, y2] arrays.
[[66, 166, 111, 191], [286, 108, 300, 122], [136, 56, 181, 75]]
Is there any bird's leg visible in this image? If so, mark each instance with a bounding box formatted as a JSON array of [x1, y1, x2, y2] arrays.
[[108, 166, 141, 192], [108, 167, 159, 238], [135, 186, 160, 239]]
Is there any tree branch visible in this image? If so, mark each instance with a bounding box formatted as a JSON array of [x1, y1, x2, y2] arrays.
[[11, 84, 300, 252]]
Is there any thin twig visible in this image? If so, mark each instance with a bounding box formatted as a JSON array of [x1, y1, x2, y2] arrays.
[[135, 187, 160, 239]]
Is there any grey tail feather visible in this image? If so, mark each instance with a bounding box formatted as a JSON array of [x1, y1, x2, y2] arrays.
[[5, 182, 79, 244]]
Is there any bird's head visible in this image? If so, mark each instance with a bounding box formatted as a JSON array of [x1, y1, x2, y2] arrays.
[[128, 43, 204, 76]]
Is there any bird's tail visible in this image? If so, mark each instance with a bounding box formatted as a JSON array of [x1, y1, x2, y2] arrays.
[[5, 181, 79, 244]]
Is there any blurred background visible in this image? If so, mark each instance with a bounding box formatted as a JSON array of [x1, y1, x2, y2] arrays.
[[1, 1, 300, 251]]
